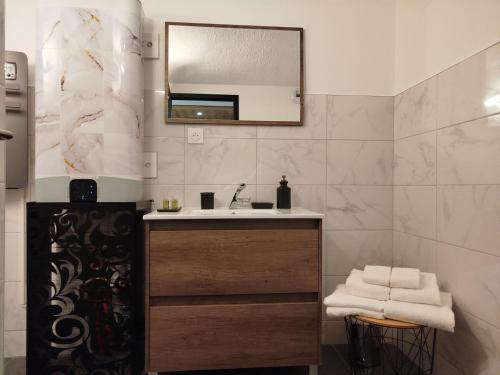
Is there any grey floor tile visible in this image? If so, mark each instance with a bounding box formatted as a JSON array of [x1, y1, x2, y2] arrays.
[[319, 345, 352, 375], [4, 357, 26, 375]]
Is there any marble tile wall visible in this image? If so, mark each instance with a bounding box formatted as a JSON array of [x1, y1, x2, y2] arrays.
[[142, 94, 394, 345], [393, 42, 500, 375], [323, 96, 394, 343]]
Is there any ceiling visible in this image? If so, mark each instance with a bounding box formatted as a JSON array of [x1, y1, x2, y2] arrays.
[[168, 25, 301, 87]]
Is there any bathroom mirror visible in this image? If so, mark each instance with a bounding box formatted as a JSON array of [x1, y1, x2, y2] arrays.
[[165, 22, 304, 126]]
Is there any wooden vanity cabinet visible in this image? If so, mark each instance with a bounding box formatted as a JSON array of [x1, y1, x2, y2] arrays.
[[144, 219, 322, 373]]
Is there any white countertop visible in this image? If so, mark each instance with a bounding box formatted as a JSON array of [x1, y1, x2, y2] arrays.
[[143, 207, 324, 220]]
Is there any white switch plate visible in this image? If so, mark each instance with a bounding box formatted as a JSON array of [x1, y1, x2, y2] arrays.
[[143, 32, 160, 59], [188, 128, 204, 144], [142, 152, 157, 178]]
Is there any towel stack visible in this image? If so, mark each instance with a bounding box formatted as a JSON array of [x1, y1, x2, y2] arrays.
[[323, 265, 455, 332]]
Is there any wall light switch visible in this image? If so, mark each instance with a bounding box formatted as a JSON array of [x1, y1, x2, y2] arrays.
[[142, 152, 157, 178], [188, 128, 204, 144], [143, 32, 160, 59]]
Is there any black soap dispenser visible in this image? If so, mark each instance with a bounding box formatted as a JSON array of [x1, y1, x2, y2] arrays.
[[277, 175, 291, 209]]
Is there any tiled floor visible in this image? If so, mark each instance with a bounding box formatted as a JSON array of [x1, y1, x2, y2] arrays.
[[3, 345, 352, 375], [4, 357, 26, 375], [318, 345, 352, 375]]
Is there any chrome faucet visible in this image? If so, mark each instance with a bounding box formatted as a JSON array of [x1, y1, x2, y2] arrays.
[[229, 183, 248, 209]]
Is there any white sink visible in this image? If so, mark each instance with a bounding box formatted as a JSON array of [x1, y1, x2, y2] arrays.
[[190, 209, 279, 216]]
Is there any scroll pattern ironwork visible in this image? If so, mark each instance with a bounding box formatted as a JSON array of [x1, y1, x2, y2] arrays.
[[27, 204, 139, 375]]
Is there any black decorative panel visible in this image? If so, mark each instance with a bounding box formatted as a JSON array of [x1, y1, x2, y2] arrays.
[[27, 202, 146, 375]]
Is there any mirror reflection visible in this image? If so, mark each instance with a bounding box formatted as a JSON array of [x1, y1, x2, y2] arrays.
[[166, 23, 303, 125]]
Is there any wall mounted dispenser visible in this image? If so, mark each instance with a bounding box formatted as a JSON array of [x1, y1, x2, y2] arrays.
[[4, 51, 28, 189]]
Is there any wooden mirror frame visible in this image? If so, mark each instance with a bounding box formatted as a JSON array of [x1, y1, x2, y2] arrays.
[[165, 22, 304, 126]]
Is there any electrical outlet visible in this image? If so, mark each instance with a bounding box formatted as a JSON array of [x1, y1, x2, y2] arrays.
[[188, 128, 204, 144], [143, 32, 160, 59], [142, 152, 157, 178]]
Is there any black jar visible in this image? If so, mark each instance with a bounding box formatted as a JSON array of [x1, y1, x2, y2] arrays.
[[276, 175, 291, 209], [200, 192, 215, 209]]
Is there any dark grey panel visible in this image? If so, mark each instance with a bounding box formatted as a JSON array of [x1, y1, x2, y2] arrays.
[[5, 50, 28, 188]]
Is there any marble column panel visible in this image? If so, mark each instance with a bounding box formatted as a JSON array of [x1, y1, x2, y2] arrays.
[[36, 3, 143, 180]]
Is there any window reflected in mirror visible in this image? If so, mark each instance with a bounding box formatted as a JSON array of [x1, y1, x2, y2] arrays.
[[168, 93, 239, 120]]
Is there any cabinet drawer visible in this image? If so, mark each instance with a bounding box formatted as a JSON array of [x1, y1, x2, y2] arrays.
[[149, 229, 319, 296], [148, 302, 319, 372]]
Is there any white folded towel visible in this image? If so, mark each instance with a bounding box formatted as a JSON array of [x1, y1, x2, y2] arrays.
[[390, 267, 420, 289], [326, 307, 385, 320], [390, 272, 441, 306], [384, 292, 455, 332], [346, 269, 390, 301], [324, 284, 385, 312], [363, 265, 391, 286]]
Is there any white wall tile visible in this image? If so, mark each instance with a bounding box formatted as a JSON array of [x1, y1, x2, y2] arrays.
[[143, 137, 184, 185], [393, 186, 436, 239], [437, 185, 500, 256], [26, 182, 36, 203], [437, 43, 500, 128], [327, 140, 392, 185], [393, 231, 437, 272], [326, 186, 392, 230], [437, 242, 500, 328], [4, 282, 25, 331], [392, 43, 500, 375], [327, 96, 393, 140], [257, 95, 327, 139], [4, 233, 22, 282], [437, 114, 500, 184], [438, 310, 500, 375], [394, 77, 437, 139], [4, 331, 26, 358], [326, 230, 392, 275], [257, 139, 326, 184], [186, 138, 257, 184], [5, 189, 24, 234], [394, 132, 436, 185], [143, 89, 184, 137]]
